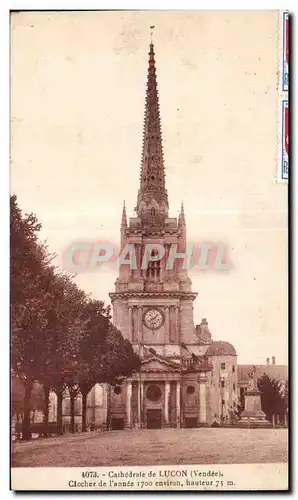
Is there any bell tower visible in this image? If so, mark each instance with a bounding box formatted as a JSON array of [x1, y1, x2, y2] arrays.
[[108, 37, 212, 430], [109, 39, 198, 348]]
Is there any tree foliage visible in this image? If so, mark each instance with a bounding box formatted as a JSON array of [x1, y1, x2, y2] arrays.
[[258, 374, 288, 423], [234, 389, 245, 420], [10, 195, 140, 439]]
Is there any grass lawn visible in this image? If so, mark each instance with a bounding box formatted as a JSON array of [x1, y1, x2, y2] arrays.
[[11, 428, 288, 467]]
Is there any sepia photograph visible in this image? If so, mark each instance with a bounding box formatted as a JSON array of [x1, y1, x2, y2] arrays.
[[10, 10, 288, 491]]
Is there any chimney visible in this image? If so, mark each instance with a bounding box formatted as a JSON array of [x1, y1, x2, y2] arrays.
[[272, 356, 276, 365], [266, 357, 270, 365]]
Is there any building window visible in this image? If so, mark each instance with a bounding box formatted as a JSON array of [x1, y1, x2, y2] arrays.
[[151, 207, 156, 216], [221, 362, 226, 370], [232, 365, 235, 373], [222, 399, 225, 405], [146, 384, 162, 403], [233, 383, 236, 391], [221, 380, 225, 388], [146, 248, 160, 280], [187, 386, 195, 395], [114, 386, 122, 395]]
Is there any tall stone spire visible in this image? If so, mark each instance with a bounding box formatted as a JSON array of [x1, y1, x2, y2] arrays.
[[136, 40, 169, 225]]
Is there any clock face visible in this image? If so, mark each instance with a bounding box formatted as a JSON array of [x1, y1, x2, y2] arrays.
[[143, 308, 164, 330]]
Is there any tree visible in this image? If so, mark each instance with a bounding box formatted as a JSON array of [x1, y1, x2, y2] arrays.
[[78, 299, 110, 432], [11, 195, 140, 439], [234, 389, 245, 420], [258, 374, 287, 424], [78, 306, 140, 432], [101, 325, 141, 383], [11, 376, 44, 438], [11, 195, 86, 438], [38, 273, 91, 434], [11, 375, 25, 424], [30, 383, 45, 422], [10, 195, 55, 439]]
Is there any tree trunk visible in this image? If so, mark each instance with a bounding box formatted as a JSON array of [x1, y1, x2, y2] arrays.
[[70, 393, 75, 434], [82, 391, 88, 433], [14, 412, 19, 440], [30, 409, 36, 423], [107, 384, 112, 431], [43, 386, 50, 437], [22, 379, 33, 440], [57, 390, 63, 435]]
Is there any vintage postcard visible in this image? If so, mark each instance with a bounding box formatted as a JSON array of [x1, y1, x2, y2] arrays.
[[10, 10, 289, 491]]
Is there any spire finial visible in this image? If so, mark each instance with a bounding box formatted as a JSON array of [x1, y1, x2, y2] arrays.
[[150, 25, 155, 44]]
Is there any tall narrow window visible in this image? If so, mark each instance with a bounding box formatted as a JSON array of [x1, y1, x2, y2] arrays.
[[146, 248, 160, 280], [151, 207, 156, 216]]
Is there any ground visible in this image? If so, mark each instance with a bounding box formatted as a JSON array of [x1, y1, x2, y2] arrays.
[[11, 428, 288, 467]]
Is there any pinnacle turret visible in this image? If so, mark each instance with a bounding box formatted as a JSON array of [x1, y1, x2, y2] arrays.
[[179, 202, 186, 226], [121, 200, 127, 228]]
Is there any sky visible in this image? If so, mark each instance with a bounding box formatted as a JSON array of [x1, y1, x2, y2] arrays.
[[10, 10, 288, 365]]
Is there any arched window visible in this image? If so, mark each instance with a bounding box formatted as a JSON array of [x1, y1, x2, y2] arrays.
[[146, 248, 161, 280], [151, 207, 156, 216]]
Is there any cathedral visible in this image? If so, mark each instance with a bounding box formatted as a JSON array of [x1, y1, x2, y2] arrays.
[[20, 40, 287, 436], [105, 41, 238, 430]]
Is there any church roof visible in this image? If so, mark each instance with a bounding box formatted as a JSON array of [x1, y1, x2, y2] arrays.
[[206, 340, 237, 357]]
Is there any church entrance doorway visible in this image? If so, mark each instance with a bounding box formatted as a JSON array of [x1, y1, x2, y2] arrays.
[[146, 409, 162, 429]]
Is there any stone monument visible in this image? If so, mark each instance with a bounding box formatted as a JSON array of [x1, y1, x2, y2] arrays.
[[238, 367, 272, 428]]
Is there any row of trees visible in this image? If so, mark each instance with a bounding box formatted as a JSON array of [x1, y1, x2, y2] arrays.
[[11, 195, 140, 440]]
